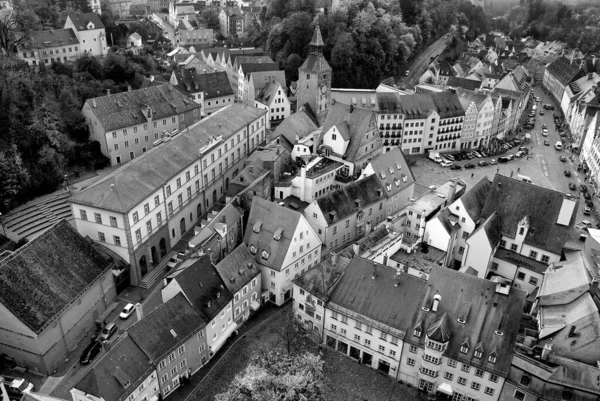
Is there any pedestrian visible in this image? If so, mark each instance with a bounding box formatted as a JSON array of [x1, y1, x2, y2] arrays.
[[511, 170, 514, 178], [518, 167, 520, 173], [497, 167, 499, 174], [471, 173, 474, 178]]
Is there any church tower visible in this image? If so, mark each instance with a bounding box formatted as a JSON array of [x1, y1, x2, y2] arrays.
[[297, 25, 332, 123]]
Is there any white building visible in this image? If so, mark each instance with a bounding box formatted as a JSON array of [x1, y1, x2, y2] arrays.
[[254, 81, 291, 127], [64, 13, 108, 57]]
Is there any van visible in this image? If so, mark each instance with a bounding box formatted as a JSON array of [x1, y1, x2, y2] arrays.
[[517, 174, 532, 183], [555, 142, 563, 150], [98, 322, 117, 342]]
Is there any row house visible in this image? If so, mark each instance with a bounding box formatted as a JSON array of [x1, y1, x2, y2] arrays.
[[70, 105, 267, 286], [237, 63, 282, 103], [319, 102, 383, 176], [430, 92, 466, 152], [219, 7, 244, 38], [375, 91, 404, 153], [174, 22, 214, 48], [254, 81, 291, 127], [81, 85, 202, 165], [226, 54, 272, 93], [70, 336, 159, 401], [542, 56, 584, 105], [581, 111, 600, 195], [244, 197, 322, 305], [214, 244, 263, 324], [18, 28, 81, 66], [390, 94, 438, 156], [275, 156, 346, 204], [303, 175, 388, 256], [570, 101, 600, 150], [461, 175, 577, 297], [169, 69, 235, 117], [128, 294, 208, 398], [162, 255, 238, 357], [456, 88, 494, 150], [561, 73, 600, 132]]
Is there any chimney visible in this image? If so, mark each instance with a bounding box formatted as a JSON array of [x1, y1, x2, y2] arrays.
[[107, 89, 111, 96], [371, 263, 378, 279], [588, 73, 593, 81], [330, 252, 338, 266], [568, 325, 576, 338], [127, 85, 132, 92], [352, 243, 360, 256], [135, 303, 143, 321], [249, 165, 253, 175], [447, 182, 456, 203], [349, 104, 354, 113], [92, 98, 97, 108], [150, 75, 154, 82], [110, 184, 115, 191], [432, 293, 442, 312], [541, 342, 553, 361]]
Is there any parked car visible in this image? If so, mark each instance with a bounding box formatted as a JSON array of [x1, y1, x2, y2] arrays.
[[559, 156, 567, 162], [584, 192, 592, 200], [464, 163, 476, 169], [542, 130, 548, 137], [544, 140, 550, 146], [177, 249, 189, 258], [569, 183, 577, 191], [450, 165, 462, 170], [120, 303, 136, 320], [542, 124, 547, 129], [7, 378, 33, 395], [506, 154, 515, 161], [518, 147, 530, 154], [167, 255, 181, 269], [498, 156, 509, 163], [581, 185, 588, 192], [539, 110, 544, 115], [80, 340, 102, 365], [444, 154, 455, 161], [477, 160, 489, 167], [99, 322, 118, 342], [479, 151, 487, 157], [564, 170, 571, 177], [489, 159, 498, 165], [584, 207, 592, 215], [440, 160, 452, 167], [515, 151, 525, 158], [586, 199, 594, 207], [473, 151, 482, 158]]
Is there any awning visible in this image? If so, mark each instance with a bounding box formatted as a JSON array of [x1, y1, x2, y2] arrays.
[[437, 382, 453, 396], [250, 300, 260, 311], [211, 322, 238, 354]]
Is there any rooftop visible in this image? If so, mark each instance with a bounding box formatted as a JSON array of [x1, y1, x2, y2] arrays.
[[214, 244, 261, 295], [365, 147, 415, 198], [547, 56, 584, 86], [189, 201, 243, 248], [68, 12, 105, 30], [390, 243, 447, 274], [172, 69, 234, 99], [0, 220, 113, 334], [293, 254, 351, 301], [271, 106, 319, 145], [538, 260, 591, 306], [71, 105, 265, 213], [27, 28, 79, 50], [430, 92, 466, 119], [493, 247, 549, 274], [128, 293, 204, 361], [410, 180, 465, 218]]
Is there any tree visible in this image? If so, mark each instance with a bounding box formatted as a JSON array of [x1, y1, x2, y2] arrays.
[[214, 348, 325, 401], [0, 2, 41, 56], [202, 8, 220, 31]]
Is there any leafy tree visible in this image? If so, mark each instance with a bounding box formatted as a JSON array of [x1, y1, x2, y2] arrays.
[[202, 8, 220, 31], [0, 1, 41, 56]]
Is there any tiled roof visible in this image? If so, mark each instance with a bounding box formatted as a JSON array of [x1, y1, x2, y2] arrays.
[[74, 336, 152, 401], [447, 77, 482, 91], [538, 260, 591, 307], [141, 75, 169, 88], [228, 158, 268, 189], [456, 87, 489, 110], [271, 107, 318, 144], [366, 147, 415, 198], [547, 56, 583, 86], [70, 105, 265, 213], [338, 226, 390, 259], [437, 60, 455, 76], [68, 12, 105, 30], [546, 354, 600, 395], [244, 197, 301, 271], [299, 53, 331, 73], [0, 220, 113, 334], [222, 6, 242, 16], [395, 94, 437, 119], [256, 81, 282, 105], [189, 202, 243, 247], [128, 293, 204, 361], [240, 62, 280, 75], [172, 255, 233, 322], [172, 70, 234, 99], [493, 247, 549, 274], [408, 268, 526, 375], [320, 102, 379, 162], [129, 32, 142, 41], [250, 71, 286, 93], [309, 25, 324, 47], [458, 175, 492, 222], [480, 175, 578, 255], [233, 55, 273, 69], [84, 85, 201, 132], [328, 257, 427, 334], [430, 92, 466, 119], [390, 243, 447, 274], [27, 28, 79, 49], [214, 244, 261, 294], [316, 175, 386, 225], [375, 92, 402, 113]]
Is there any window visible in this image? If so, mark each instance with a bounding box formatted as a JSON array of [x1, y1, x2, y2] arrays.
[[520, 375, 531, 386], [457, 377, 467, 386], [94, 213, 102, 224], [489, 374, 498, 383], [177, 345, 185, 355], [541, 254, 550, 263], [458, 246, 465, 255], [409, 345, 418, 353], [444, 372, 454, 380], [354, 334, 360, 341], [114, 235, 121, 245], [98, 232, 106, 242], [513, 390, 525, 401], [484, 387, 494, 396], [529, 250, 538, 259], [170, 366, 177, 376], [144, 203, 150, 215], [517, 272, 526, 281], [471, 382, 481, 391], [135, 229, 141, 242], [490, 262, 498, 271], [180, 359, 186, 368], [475, 368, 484, 377], [378, 345, 385, 352], [511, 243, 518, 251], [488, 355, 497, 363], [500, 239, 507, 248], [529, 276, 539, 286], [407, 357, 415, 366], [461, 364, 470, 373], [364, 339, 371, 346], [133, 211, 139, 223], [80, 210, 88, 220]]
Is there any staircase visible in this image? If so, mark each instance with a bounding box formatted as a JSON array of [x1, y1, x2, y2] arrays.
[[139, 259, 170, 289]]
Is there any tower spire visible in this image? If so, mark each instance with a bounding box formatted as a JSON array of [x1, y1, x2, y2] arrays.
[[309, 24, 324, 53]]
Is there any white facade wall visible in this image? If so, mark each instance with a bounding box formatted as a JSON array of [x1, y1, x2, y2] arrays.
[[64, 19, 108, 57], [71, 371, 159, 401], [322, 126, 349, 156]]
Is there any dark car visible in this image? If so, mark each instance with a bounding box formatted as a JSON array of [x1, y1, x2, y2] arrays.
[[542, 124, 547, 129], [450, 165, 462, 170], [498, 156, 509, 163], [584, 192, 592, 200], [569, 183, 577, 191], [586, 199, 594, 207], [544, 140, 550, 146], [581, 185, 588, 192], [564, 170, 571, 177], [80, 340, 102, 365], [478, 161, 489, 167], [464, 163, 476, 169], [560, 156, 567, 162]]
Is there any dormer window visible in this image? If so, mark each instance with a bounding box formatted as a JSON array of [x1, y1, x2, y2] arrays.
[[460, 345, 468, 354], [250, 244, 257, 254], [474, 350, 482, 358], [386, 184, 392, 192], [253, 220, 263, 233], [396, 163, 401, 170], [402, 175, 407, 183], [388, 167, 394, 174], [380, 172, 386, 179], [414, 328, 421, 337], [262, 250, 270, 260], [519, 227, 524, 235], [488, 355, 497, 363], [273, 227, 283, 241], [394, 179, 400, 187]]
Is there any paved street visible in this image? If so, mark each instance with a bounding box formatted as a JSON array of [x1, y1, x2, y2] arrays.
[[400, 33, 452, 87]]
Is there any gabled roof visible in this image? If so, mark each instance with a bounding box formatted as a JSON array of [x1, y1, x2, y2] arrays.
[[128, 293, 204, 361], [456, 87, 490, 111], [298, 53, 332, 74], [547, 56, 584, 86], [67, 12, 105, 30], [395, 94, 437, 119], [233, 55, 273, 69], [538, 261, 591, 306], [408, 268, 526, 375], [457, 175, 492, 222], [244, 197, 302, 271], [71, 105, 265, 213], [480, 175, 578, 255], [240, 62, 280, 75], [271, 107, 319, 144], [366, 147, 415, 198], [189, 201, 243, 249], [447, 77, 482, 92], [430, 92, 466, 119], [171, 255, 233, 322], [83, 85, 200, 132], [320, 102, 379, 162], [172, 69, 234, 99], [0, 220, 113, 334], [27, 28, 79, 50], [293, 255, 351, 300], [214, 244, 261, 294], [256, 81, 283, 106], [328, 257, 427, 334], [74, 336, 152, 401], [250, 70, 286, 92], [316, 175, 386, 225]]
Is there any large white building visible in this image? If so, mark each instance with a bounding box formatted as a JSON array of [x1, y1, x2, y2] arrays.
[[64, 13, 108, 57], [70, 105, 267, 286]]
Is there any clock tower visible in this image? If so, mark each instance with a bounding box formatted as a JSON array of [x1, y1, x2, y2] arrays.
[[298, 24, 332, 123]]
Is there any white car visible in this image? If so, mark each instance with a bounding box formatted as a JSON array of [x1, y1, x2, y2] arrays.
[[119, 303, 136, 320], [9, 378, 34, 394], [542, 130, 548, 137], [167, 256, 181, 269], [440, 160, 452, 167]]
